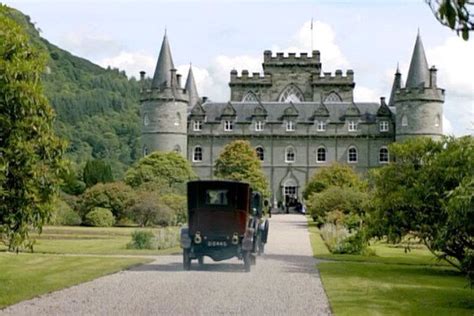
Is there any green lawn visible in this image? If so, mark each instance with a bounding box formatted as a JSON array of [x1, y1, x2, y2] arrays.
[[0, 252, 151, 309], [0, 225, 181, 309], [308, 221, 474, 315]]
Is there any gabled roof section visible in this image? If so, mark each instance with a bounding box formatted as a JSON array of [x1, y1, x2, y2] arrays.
[[151, 32, 175, 89], [190, 102, 206, 117], [313, 102, 330, 117], [252, 101, 267, 117], [282, 102, 299, 117], [377, 102, 392, 117], [406, 32, 430, 88], [345, 103, 360, 117], [185, 65, 199, 107], [221, 102, 237, 117]]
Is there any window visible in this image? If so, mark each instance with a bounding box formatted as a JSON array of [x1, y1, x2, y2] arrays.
[[256, 147, 264, 161], [205, 189, 229, 205], [242, 92, 258, 102], [193, 120, 202, 131], [143, 114, 149, 126], [348, 121, 357, 132], [224, 120, 233, 131], [379, 121, 389, 132], [143, 146, 149, 157], [286, 120, 295, 131], [285, 147, 295, 163], [255, 120, 264, 131], [174, 112, 181, 126], [379, 147, 389, 163], [401, 115, 408, 127], [279, 85, 304, 102], [174, 145, 181, 153], [317, 120, 326, 131], [193, 146, 202, 162], [348, 146, 358, 163], [435, 115, 440, 127], [317, 147, 326, 163], [324, 92, 342, 103], [284, 186, 297, 196]]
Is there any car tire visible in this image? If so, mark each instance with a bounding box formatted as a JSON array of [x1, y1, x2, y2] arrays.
[[183, 249, 191, 271], [243, 251, 251, 272]]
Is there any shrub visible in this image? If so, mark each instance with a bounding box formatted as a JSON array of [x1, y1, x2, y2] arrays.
[[161, 193, 187, 224], [127, 191, 175, 227], [155, 227, 180, 249], [84, 207, 115, 227], [49, 198, 82, 226], [319, 223, 368, 255], [127, 230, 154, 249], [83, 159, 113, 188]]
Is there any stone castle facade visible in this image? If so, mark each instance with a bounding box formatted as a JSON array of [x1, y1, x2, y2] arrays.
[[139, 32, 444, 206]]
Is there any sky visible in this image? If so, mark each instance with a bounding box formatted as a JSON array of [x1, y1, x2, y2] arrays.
[[4, 0, 473, 136]]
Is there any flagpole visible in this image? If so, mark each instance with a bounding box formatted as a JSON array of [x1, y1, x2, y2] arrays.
[[311, 18, 314, 52]]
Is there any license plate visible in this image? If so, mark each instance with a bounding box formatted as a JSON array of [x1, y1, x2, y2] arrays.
[[207, 241, 227, 247]]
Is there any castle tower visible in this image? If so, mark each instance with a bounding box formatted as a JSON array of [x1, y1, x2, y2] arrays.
[[185, 65, 200, 108], [140, 32, 188, 156], [393, 32, 444, 141]]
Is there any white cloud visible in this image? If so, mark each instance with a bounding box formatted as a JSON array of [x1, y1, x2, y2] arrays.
[[354, 86, 380, 102], [60, 30, 123, 59], [99, 51, 156, 78], [443, 115, 454, 136]]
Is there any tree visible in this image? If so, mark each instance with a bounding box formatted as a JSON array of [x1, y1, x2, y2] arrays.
[[303, 163, 366, 200], [426, 0, 473, 40], [214, 140, 269, 196], [124, 151, 196, 191], [0, 6, 65, 251], [83, 159, 113, 188], [127, 191, 174, 227], [79, 182, 135, 221], [369, 136, 473, 284]]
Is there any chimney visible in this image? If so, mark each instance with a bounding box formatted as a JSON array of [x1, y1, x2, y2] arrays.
[[380, 97, 386, 106], [169, 68, 177, 87], [139, 71, 146, 81], [429, 66, 437, 88], [176, 74, 182, 88]]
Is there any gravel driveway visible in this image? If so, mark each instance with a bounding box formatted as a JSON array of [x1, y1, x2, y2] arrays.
[[1, 214, 331, 315]]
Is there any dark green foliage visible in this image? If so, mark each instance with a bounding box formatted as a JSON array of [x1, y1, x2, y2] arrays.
[[369, 136, 474, 284], [161, 193, 187, 225], [332, 230, 368, 255], [214, 140, 269, 197], [59, 162, 86, 195], [426, 0, 473, 40], [127, 230, 154, 249], [124, 151, 196, 191], [4, 7, 143, 178], [0, 6, 65, 251], [79, 182, 135, 221], [83, 160, 113, 188], [84, 207, 115, 227], [303, 163, 366, 200], [49, 198, 81, 226], [126, 191, 174, 227]]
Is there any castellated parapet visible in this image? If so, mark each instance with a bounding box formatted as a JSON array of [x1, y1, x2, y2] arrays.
[[313, 69, 355, 86], [229, 70, 272, 87], [263, 50, 321, 67]]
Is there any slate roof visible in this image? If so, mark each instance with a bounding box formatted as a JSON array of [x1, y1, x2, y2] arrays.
[[151, 33, 175, 89], [405, 33, 430, 88], [192, 101, 389, 123], [185, 65, 199, 107]]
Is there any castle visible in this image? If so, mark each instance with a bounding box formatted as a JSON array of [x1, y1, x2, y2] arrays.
[[139, 32, 444, 206]]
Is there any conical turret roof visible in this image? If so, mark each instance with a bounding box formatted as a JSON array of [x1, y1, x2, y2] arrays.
[[388, 64, 402, 106], [406, 33, 430, 88], [185, 65, 199, 107], [151, 32, 175, 89]]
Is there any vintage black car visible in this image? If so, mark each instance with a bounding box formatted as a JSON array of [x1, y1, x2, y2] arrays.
[[180, 180, 269, 272]]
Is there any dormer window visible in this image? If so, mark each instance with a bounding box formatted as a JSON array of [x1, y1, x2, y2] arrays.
[[193, 120, 202, 131], [286, 120, 295, 132], [224, 120, 233, 131], [255, 121, 264, 132], [348, 121, 357, 132], [317, 121, 326, 131], [379, 121, 389, 132]]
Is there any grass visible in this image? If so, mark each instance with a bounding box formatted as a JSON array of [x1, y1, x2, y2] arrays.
[[0, 225, 181, 309], [0, 252, 151, 309], [308, 220, 474, 316]]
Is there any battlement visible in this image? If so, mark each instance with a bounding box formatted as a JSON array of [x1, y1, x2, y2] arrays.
[[394, 86, 445, 102], [312, 69, 354, 85], [229, 69, 272, 86], [262, 50, 321, 67]]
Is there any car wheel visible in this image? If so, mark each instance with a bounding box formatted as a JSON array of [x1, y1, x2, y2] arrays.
[[198, 256, 204, 265], [243, 251, 251, 272], [183, 249, 191, 271]]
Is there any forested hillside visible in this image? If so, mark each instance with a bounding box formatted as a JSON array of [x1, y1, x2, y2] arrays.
[[6, 7, 143, 178]]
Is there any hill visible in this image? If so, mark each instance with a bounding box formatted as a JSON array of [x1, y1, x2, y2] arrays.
[[4, 6, 144, 178]]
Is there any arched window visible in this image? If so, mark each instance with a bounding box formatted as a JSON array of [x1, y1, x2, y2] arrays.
[[317, 147, 326, 163], [256, 146, 264, 161], [435, 114, 441, 127], [143, 114, 149, 126], [278, 85, 304, 102], [174, 112, 181, 126], [401, 115, 408, 127], [193, 146, 202, 162], [379, 147, 389, 163], [324, 92, 342, 103], [143, 146, 149, 157], [242, 91, 258, 102], [285, 147, 296, 163], [348, 146, 358, 163]]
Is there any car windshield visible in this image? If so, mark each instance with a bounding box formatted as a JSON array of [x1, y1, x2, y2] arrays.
[[205, 189, 229, 205]]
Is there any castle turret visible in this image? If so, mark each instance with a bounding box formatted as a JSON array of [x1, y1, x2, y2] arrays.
[[140, 32, 188, 157], [185, 65, 200, 108], [394, 32, 444, 141], [388, 64, 401, 106]]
